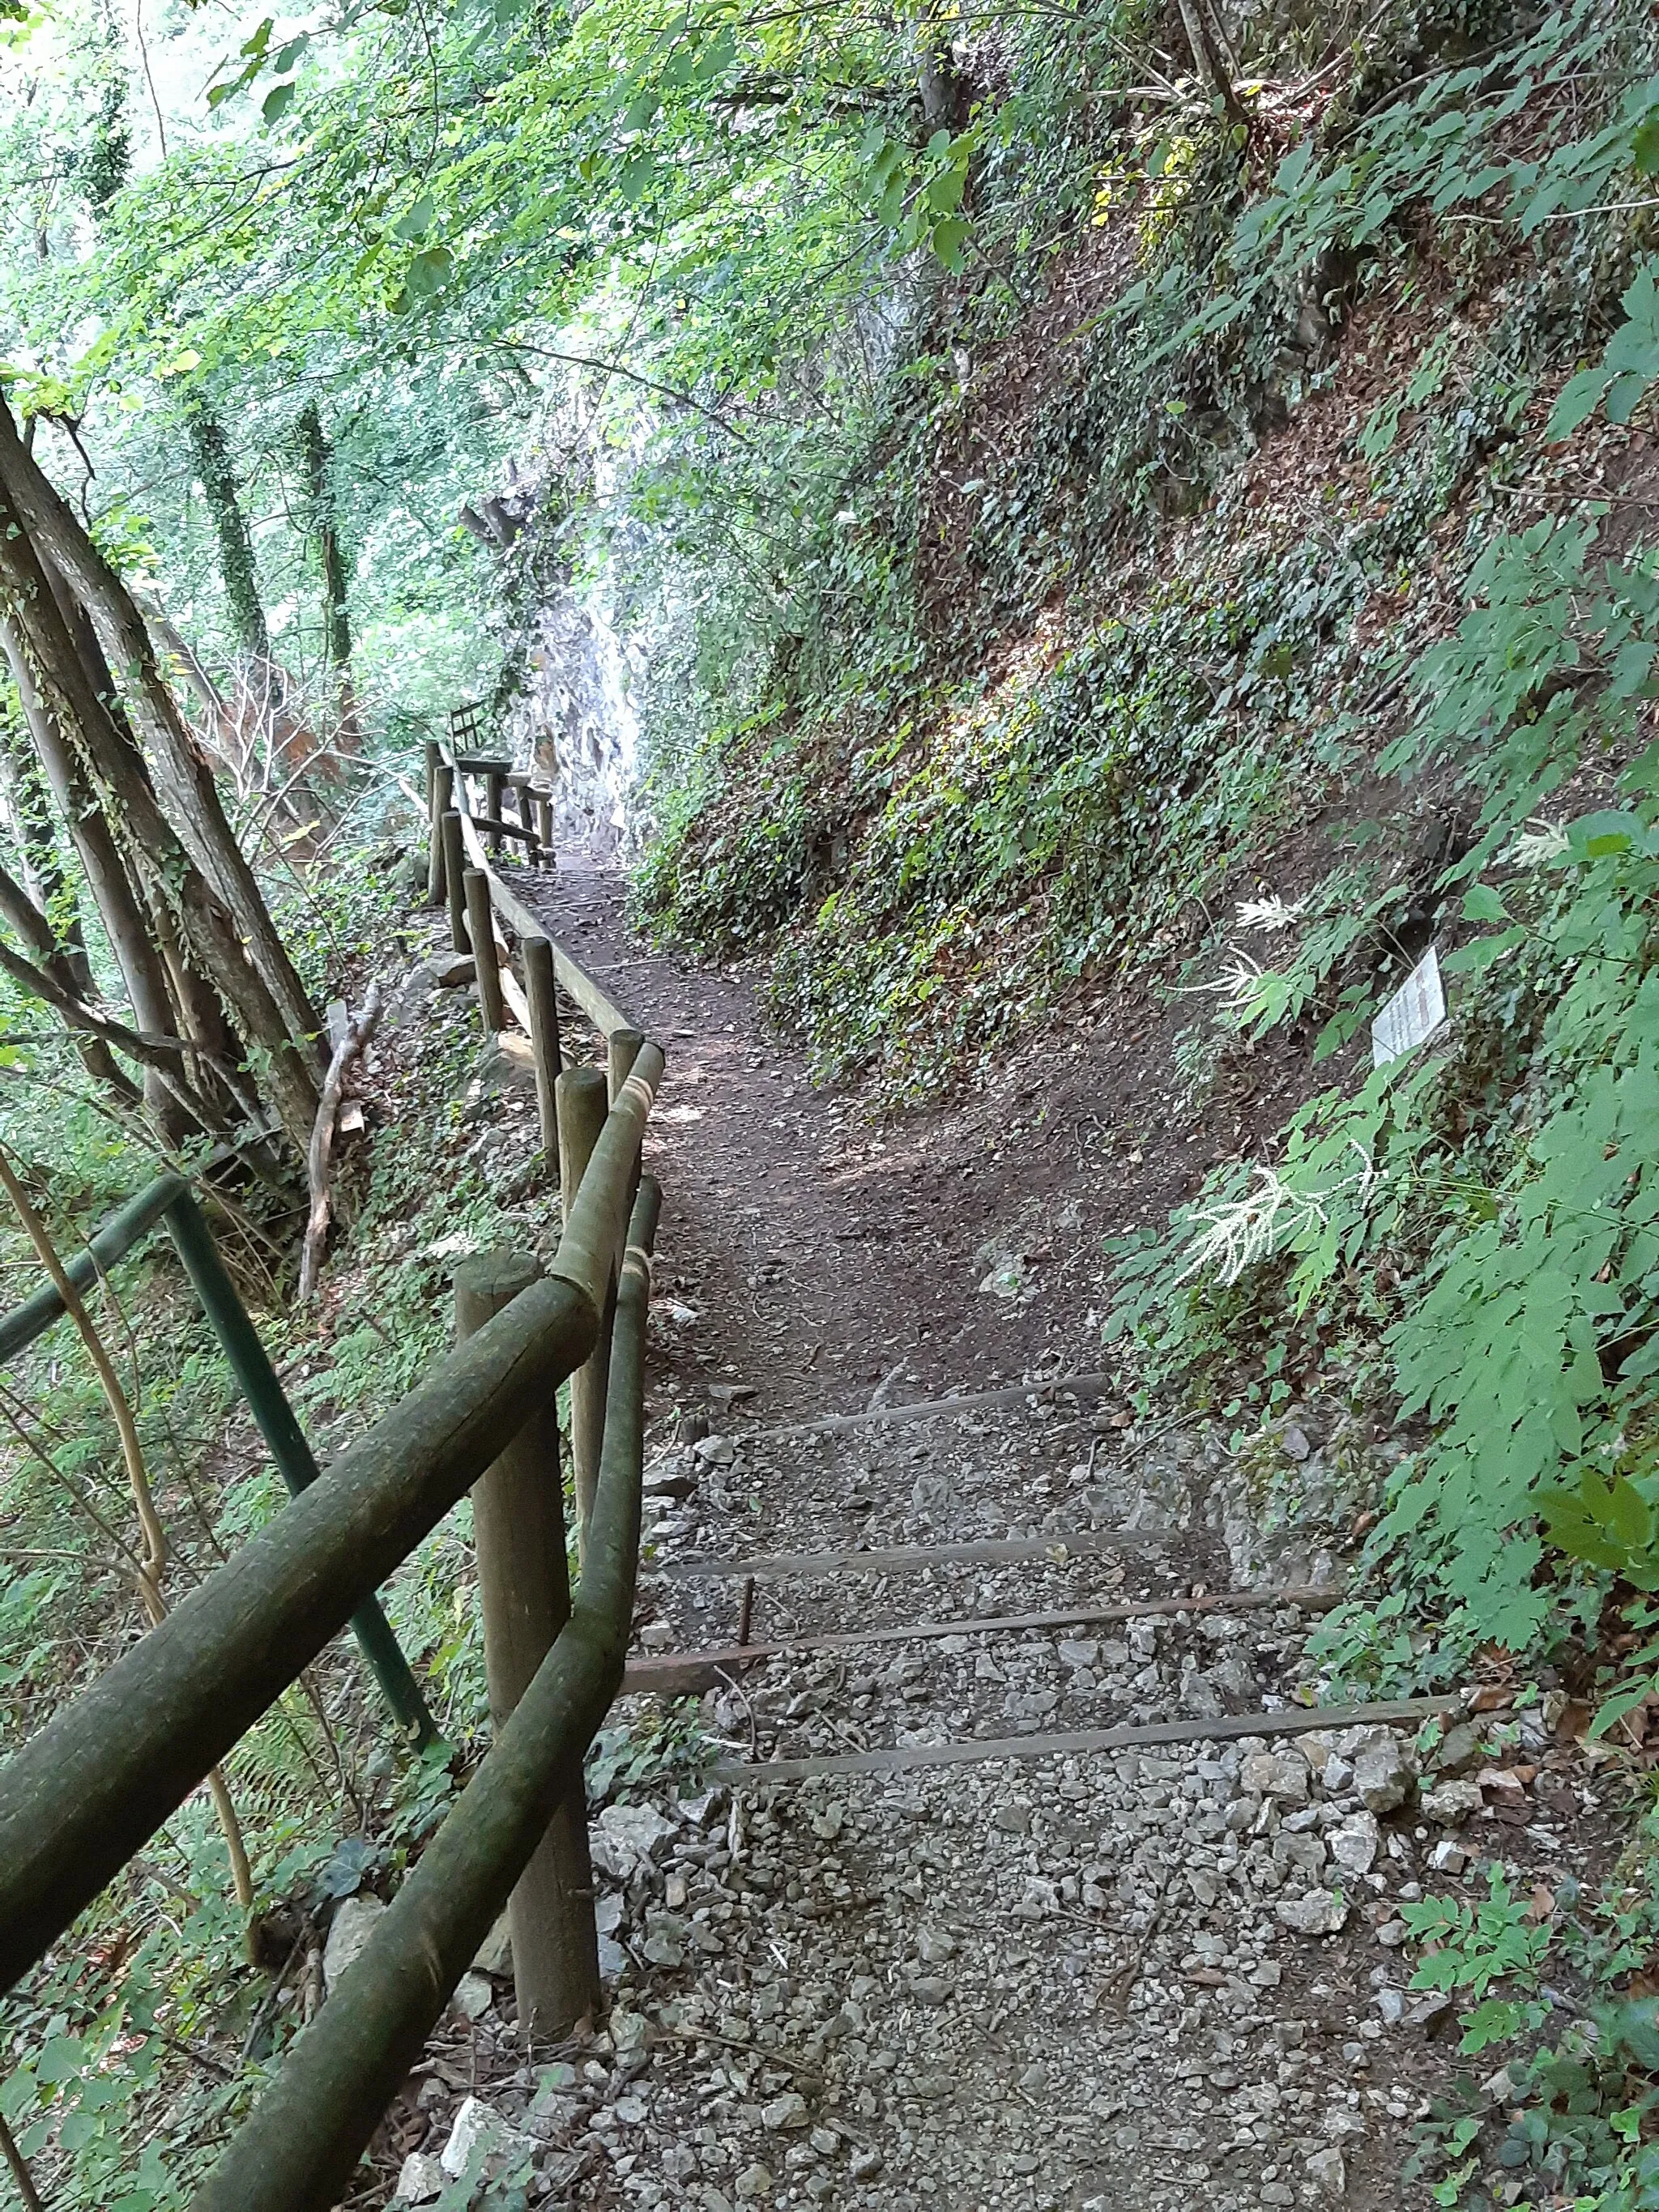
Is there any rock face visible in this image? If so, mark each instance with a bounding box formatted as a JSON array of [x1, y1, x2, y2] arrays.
[[321, 1894, 386, 1995], [393, 2151, 444, 2204], [471, 1909, 513, 1978]]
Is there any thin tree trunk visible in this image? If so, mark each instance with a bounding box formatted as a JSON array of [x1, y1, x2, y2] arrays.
[[1176, 0, 1247, 126], [23, 576, 254, 1094], [0, 478, 321, 1157], [295, 401, 362, 750], [0, 1142, 256, 1917], [182, 400, 271, 664], [0, 700, 89, 988], [0, 401, 324, 1059], [0, 2112, 45, 2212], [0, 854, 144, 1107], [0, 608, 208, 1145]]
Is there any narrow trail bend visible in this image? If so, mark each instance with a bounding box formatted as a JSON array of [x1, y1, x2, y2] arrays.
[[405, 858, 1570, 2212]]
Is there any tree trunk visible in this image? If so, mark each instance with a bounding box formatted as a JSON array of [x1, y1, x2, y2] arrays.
[[0, 702, 90, 991], [182, 401, 271, 664], [0, 855, 143, 1110], [0, 476, 321, 1158], [0, 400, 324, 1059], [0, 610, 207, 1145], [295, 402, 362, 750], [32, 572, 252, 1089], [1176, 0, 1247, 127]]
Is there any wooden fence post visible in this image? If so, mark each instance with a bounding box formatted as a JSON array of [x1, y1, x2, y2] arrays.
[[463, 869, 505, 1037], [510, 775, 541, 868], [557, 1065, 612, 1549], [441, 811, 467, 954], [524, 936, 562, 1160], [607, 1027, 644, 1104], [454, 1251, 600, 2042], [484, 768, 505, 857], [428, 759, 453, 910], [533, 793, 554, 867]]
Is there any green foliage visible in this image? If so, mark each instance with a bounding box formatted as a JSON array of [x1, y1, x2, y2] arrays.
[[1403, 1866, 1553, 2050], [1399, 1826, 1659, 2207], [1101, 488, 1659, 1684]]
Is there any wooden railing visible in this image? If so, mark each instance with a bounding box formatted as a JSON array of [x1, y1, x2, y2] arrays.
[[0, 731, 664, 2212]]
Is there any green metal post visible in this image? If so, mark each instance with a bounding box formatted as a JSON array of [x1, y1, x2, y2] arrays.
[[163, 1190, 438, 1747]]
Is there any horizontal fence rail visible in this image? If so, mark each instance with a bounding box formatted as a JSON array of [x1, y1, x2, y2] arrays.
[[0, 727, 667, 2212], [196, 1179, 660, 2212], [0, 1270, 599, 1984]]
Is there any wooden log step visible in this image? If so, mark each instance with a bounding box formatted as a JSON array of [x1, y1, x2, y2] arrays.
[[620, 1585, 1344, 1697], [709, 1696, 1458, 1784], [655, 1527, 1175, 1584], [737, 1369, 1124, 1442]]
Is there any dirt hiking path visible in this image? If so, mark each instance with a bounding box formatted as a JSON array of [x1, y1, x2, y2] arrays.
[[385, 862, 1581, 2212]]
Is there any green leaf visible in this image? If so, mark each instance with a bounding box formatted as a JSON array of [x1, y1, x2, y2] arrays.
[[261, 79, 296, 124], [1609, 1477, 1653, 1549], [1461, 884, 1508, 923], [35, 2039, 83, 2086], [1632, 112, 1659, 173], [925, 166, 966, 215], [929, 216, 970, 271], [620, 151, 659, 203], [1443, 927, 1527, 973], [1546, 366, 1614, 441], [1590, 1678, 1657, 1736], [1459, 1997, 1525, 2053], [403, 245, 454, 298]]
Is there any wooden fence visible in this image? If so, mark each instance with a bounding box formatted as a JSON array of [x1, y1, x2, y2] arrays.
[[0, 726, 663, 2212]]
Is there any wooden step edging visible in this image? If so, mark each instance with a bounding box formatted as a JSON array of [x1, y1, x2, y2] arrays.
[[655, 1527, 1179, 1584], [621, 1585, 1344, 1697], [740, 1369, 1123, 1441], [708, 1695, 1457, 1784]]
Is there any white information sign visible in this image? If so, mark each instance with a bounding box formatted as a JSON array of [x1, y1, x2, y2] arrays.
[[1371, 945, 1447, 1068]]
